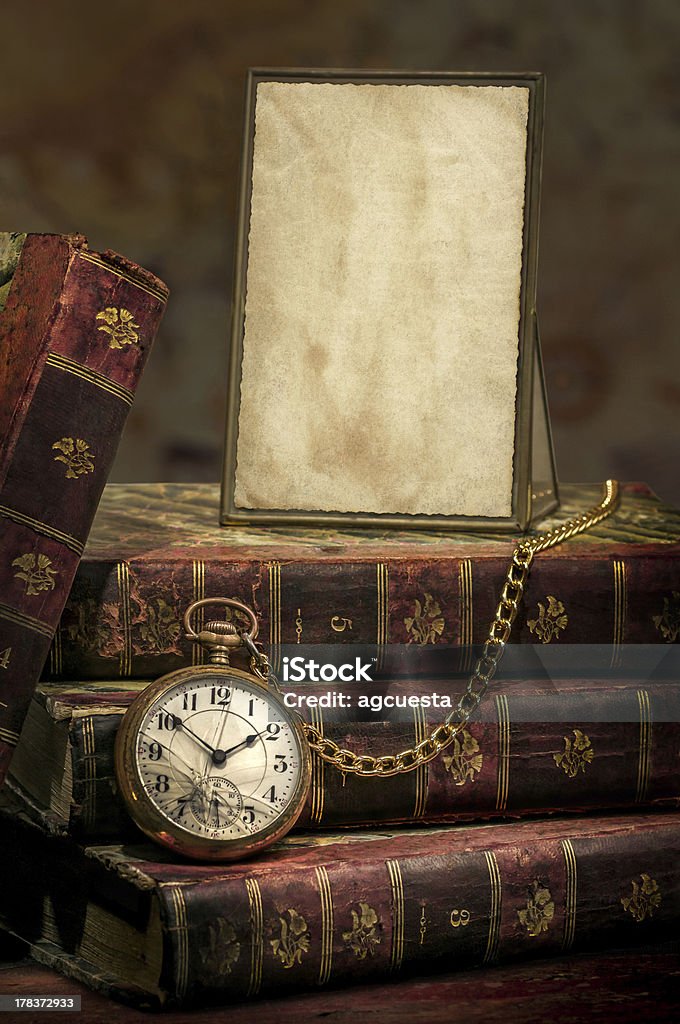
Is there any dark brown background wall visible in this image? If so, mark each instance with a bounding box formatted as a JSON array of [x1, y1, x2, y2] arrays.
[[1, 0, 678, 504]]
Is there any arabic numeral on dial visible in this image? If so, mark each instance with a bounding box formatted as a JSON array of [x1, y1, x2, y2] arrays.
[[154, 774, 170, 793], [243, 805, 255, 824], [210, 686, 231, 706], [182, 692, 197, 711], [148, 741, 162, 761], [265, 722, 281, 740], [155, 712, 176, 731], [264, 785, 277, 803], [273, 754, 288, 773]]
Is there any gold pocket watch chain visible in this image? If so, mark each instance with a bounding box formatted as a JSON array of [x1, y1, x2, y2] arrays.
[[245, 480, 620, 779]]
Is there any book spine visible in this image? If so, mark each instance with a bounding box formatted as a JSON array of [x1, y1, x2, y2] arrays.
[[0, 235, 168, 781], [46, 545, 680, 680], [26, 683, 680, 838], [158, 817, 680, 1003]]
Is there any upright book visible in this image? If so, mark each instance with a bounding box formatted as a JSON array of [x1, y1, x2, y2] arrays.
[[44, 481, 680, 682], [1, 802, 679, 1007], [0, 232, 168, 783]]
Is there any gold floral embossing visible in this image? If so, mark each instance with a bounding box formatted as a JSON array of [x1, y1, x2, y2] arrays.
[[342, 902, 381, 959], [64, 597, 114, 655], [404, 593, 445, 646], [553, 730, 594, 778], [517, 880, 555, 937], [442, 729, 483, 785], [527, 595, 568, 643], [12, 553, 57, 596], [138, 597, 181, 652], [96, 307, 140, 349], [653, 592, 680, 644], [270, 909, 310, 968], [52, 437, 95, 479], [621, 874, 661, 923], [200, 918, 240, 977]]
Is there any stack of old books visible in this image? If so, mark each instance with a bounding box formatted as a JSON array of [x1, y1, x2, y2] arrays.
[[3, 462, 680, 1004]]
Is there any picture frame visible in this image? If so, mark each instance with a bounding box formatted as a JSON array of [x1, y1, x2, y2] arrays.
[[221, 68, 558, 531]]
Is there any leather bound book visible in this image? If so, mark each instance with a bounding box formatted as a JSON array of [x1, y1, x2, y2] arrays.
[[0, 232, 168, 783], [43, 480, 680, 682], [8, 678, 680, 840], [1, 800, 679, 1007]]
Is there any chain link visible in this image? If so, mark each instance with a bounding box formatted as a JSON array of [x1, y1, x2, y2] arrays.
[[246, 481, 620, 778]]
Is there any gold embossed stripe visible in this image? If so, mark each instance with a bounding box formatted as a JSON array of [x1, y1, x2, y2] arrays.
[[611, 560, 627, 669], [0, 726, 20, 747], [245, 877, 264, 997], [268, 562, 281, 673], [191, 561, 206, 666], [376, 562, 388, 671], [483, 851, 502, 964], [0, 504, 84, 556], [412, 704, 428, 819], [76, 250, 168, 303], [0, 601, 53, 640], [315, 866, 334, 986], [636, 689, 652, 803], [46, 352, 135, 407], [117, 562, 132, 677], [49, 627, 63, 676], [166, 886, 189, 1000], [561, 838, 578, 951], [81, 717, 97, 831], [310, 705, 325, 825], [495, 695, 510, 812], [458, 558, 474, 671], [386, 859, 405, 972]]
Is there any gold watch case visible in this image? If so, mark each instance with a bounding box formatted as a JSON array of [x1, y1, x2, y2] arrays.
[[114, 663, 313, 862]]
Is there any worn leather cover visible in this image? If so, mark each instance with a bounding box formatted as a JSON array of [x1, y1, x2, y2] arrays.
[[9, 678, 680, 840], [41, 481, 680, 681], [2, 805, 680, 1005], [0, 234, 168, 782]]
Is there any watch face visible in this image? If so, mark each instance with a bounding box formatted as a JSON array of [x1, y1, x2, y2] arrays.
[[116, 668, 311, 859]]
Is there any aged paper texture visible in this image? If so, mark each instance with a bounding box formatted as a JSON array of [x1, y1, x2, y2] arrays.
[[235, 81, 529, 516]]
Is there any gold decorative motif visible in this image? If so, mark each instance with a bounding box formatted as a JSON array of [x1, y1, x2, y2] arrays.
[[295, 608, 303, 644], [0, 648, 10, 670], [442, 728, 483, 785], [404, 593, 445, 646], [621, 874, 661, 923], [553, 730, 594, 778], [138, 598, 181, 652], [52, 437, 95, 479], [419, 904, 429, 945], [12, 553, 57, 595], [96, 306, 140, 349], [342, 902, 381, 959], [653, 592, 680, 644], [527, 595, 568, 643], [200, 918, 241, 977], [449, 909, 471, 928], [517, 880, 555, 937], [270, 908, 310, 969], [331, 615, 353, 633]]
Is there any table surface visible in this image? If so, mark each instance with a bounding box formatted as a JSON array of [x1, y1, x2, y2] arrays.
[[1, 935, 679, 1023]]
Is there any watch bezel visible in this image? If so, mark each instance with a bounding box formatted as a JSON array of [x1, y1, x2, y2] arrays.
[[114, 664, 312, 861]]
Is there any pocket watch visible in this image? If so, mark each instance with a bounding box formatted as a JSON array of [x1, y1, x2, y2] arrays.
[[114, 598, 312, 861], [115, 482, 619, 862]]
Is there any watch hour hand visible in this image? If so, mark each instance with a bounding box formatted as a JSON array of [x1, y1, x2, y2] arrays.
[[221, 730, 268, 761]]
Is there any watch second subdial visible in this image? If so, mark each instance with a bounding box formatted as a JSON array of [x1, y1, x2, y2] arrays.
[[190, 776, 243, 830]]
